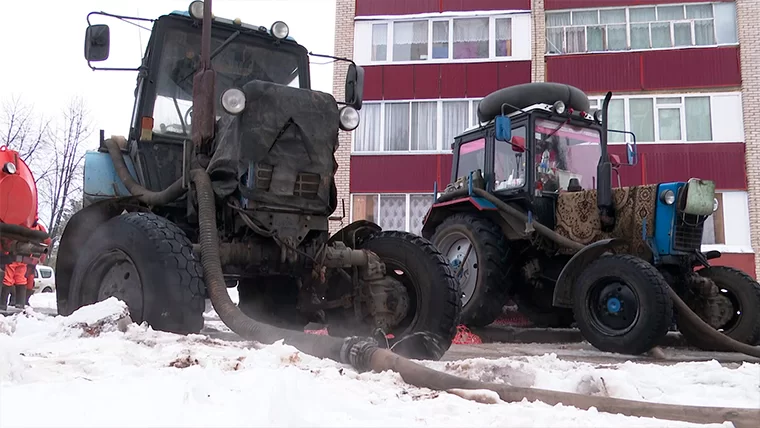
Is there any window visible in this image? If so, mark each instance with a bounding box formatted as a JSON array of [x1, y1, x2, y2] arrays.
[[546, 2, 738, 54], [353, 98, 482, 153], [37, 267, 53, 279], [586, 93, 733, 143], [357, 15, 518, 64], [494, 126, 527, 191], [352, 194, 434, 236]]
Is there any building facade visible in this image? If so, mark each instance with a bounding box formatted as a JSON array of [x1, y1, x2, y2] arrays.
[[332, 0, 757, 277]]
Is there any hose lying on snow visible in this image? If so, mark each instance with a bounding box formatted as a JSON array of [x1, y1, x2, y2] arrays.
[[104, 138, 186, 206], [189, 167, 759, 428], [471, 187, 760, 360]]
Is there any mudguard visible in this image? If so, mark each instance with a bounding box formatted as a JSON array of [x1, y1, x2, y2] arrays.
[[55, 196, 138, 315], [328, 220, 382, 249], [552, 238, 624, 308], [420, 196, 498, 239]]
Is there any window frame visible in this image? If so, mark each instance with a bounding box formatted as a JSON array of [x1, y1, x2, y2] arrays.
[[352, 98, 484, 154], [586, 92, 739, 144], [545, 2, 738, 56], [363, 14, 518, 65], [349, 193, 439, 235]]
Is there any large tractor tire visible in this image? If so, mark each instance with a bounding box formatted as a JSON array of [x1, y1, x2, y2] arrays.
[[573, 254, 673, 355], [677, 266, 760, 351], [431, 214, 511, 328], [67, 212, 206, 334], [327, 231, 461, 357]]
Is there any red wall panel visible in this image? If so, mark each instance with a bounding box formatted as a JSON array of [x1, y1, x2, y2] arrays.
[[466, 63, 499, 97], [363, 66, 384, 100], [356, 0, 439, 16], [351, 154, 453, 193], [546, 47, 741, 93], [607, 143, 746, 190], [362, 61, 531, 101], [413, 64, 441, 98], [356, 0, 530, 16], [441, 0, 531, 12], [382, 66, 415, 100], [351, 143, 746, 193], [545, 0, 733, 10]]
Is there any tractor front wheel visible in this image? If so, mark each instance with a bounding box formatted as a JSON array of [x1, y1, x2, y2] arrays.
[[677, 266, 760, 350], [431, 214, 511, 327], [327, 231, 461, 359], [573, 254, 673, 355], [67, 212, 206, 335]]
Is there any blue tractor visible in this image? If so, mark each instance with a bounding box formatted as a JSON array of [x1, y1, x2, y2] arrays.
[[422, 82, 760, 355], [55, 1, 461, 361]]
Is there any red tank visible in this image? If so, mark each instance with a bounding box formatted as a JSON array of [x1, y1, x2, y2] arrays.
[[0, 145, 38, 228]]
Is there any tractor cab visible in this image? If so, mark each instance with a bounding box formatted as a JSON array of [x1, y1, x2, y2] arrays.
[[449, 98, 636, 204]]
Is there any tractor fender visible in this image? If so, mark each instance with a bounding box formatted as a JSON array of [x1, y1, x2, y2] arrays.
[[420, 196, 498, 240], [328, 220, 383, 249], [55, 196, 139, 316], [552, 238, 624, 308]]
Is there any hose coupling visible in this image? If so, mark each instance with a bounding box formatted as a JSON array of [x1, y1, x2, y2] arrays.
[[340, 336, 380, 372]]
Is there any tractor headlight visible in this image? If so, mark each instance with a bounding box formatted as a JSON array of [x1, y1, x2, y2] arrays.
[[2, 162, 16, 174], [188, 1, 204, 19], [552, 100, 566, 114], [338, 106, 360, 131], [270, 21, 289, 40], [221, 88, 246, 115], [660, 189, 675, 205], [713, 198, 719, 213]]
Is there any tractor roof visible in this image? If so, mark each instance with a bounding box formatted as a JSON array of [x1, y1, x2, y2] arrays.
[[167, 10, 299, 43]]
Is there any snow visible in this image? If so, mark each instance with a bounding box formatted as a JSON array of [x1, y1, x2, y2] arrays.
[[1, 296, 758, 427]]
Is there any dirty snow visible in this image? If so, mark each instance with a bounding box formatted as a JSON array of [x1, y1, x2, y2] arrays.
[[0, 295, 757, 428]]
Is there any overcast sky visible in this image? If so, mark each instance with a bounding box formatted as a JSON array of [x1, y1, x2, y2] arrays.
[[0, 0, 336, 152]]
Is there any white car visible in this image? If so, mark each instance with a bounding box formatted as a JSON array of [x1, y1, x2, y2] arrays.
[[33, 265, 56, 293]]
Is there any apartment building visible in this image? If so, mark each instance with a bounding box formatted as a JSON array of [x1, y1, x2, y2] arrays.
[[332, 0, 757, 277]]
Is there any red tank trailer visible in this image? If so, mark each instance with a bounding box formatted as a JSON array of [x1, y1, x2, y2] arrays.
[[0, 145, 50, 265]]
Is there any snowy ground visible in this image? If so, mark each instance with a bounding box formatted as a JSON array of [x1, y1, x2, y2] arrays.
[[0, 292, 758, 427]]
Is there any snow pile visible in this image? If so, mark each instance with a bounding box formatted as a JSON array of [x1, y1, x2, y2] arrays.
[[0, 299, 757, 427]]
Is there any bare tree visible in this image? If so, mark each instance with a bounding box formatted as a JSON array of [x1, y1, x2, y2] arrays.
[[1, 95, 52, 179], [39, 97, 92, 244]]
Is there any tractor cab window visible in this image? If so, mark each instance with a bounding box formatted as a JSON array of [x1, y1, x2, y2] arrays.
[[494, 126, 527, 191], [151, 28, 304, 136], [534, 118, 601, 192], [456, 138, 485, 180]]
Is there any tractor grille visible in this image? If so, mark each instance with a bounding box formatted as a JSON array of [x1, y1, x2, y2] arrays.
[[294, 172, 320, 199], [673, 214, 705, 252]]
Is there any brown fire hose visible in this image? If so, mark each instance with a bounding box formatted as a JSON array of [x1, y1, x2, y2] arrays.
[[189, 167, 758, 428], [104, 145, 759, 426], [471, 187, 760, 359]]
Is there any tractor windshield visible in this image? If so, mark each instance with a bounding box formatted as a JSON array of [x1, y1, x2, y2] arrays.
[[151, 27, 305, 136], [534, 118, 601, 192]]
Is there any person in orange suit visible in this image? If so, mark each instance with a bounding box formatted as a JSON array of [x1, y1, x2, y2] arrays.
[[2, 261, 27, 310], [21, 220, 52, 307]]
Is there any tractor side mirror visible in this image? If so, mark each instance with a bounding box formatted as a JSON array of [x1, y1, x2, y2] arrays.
[[345, 63, 364, 110], [626, 141, 637, 166], [84, 24, 111, 62], [495, 115, 512, 142]]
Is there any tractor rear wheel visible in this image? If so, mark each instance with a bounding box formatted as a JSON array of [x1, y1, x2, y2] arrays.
[[67, 212, 206, 334], [677, 266, 760, 350], [573, 254, 672, 355], [431, 214, 511, 327]]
